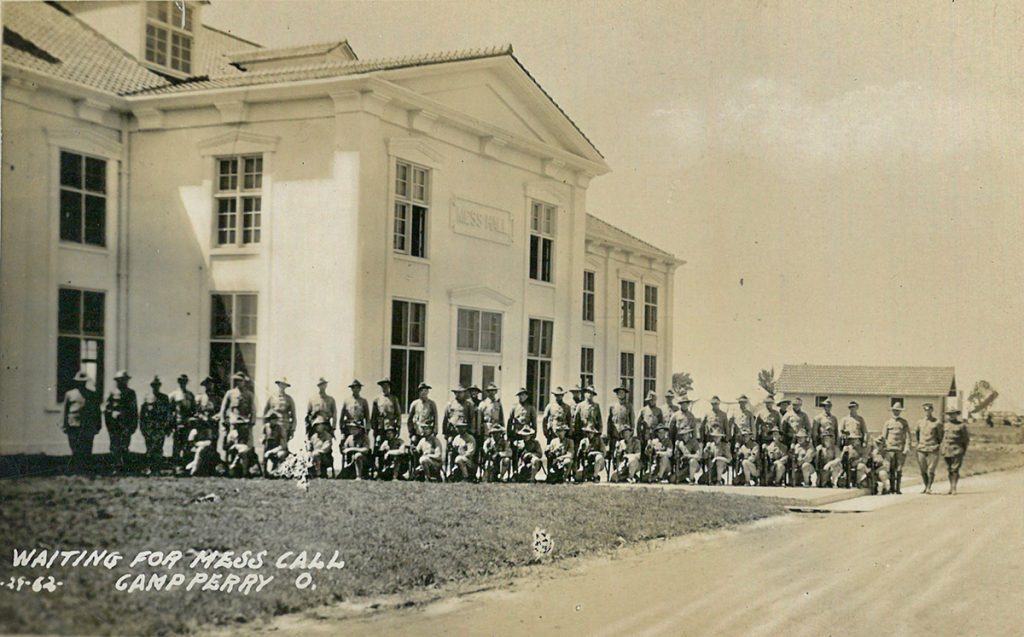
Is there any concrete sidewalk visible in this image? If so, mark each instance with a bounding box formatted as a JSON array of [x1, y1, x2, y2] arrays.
[[597, 479, 870, 506]]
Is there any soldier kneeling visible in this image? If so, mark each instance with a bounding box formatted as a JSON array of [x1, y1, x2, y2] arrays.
[[341, 422, 371, 480], [262, 411, 291, 477], [184, 416, 219, 477], [765, 427, 789, 486], [414, 423, 443, 481], [449, 421, 477, 482], [674, 425, 703, 484], [735, 428, 760, 486], [574, 425, 606, 483], [513, 426, 544, 482], [482, 424, 513, 482], [376, 425, 408, 480], [817, 432, 841, 488], [703, 429, 732, 485], [225, 416, 259, 478], [793, 430, 817, 487], [307, 416, 334, 478], [645, 426, 674, 483], [545, 423, 575, 483], [870, 436, 891, 494], [612, 426, 642, 483]]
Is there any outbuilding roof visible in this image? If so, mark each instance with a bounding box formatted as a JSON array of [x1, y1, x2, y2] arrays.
[[777, 364, 956, 397]]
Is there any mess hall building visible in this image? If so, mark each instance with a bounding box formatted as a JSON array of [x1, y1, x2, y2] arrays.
[[0, 1, 683, 454]]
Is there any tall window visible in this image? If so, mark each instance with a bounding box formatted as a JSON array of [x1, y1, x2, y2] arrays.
[[643, 354, 657, 397], [457, 308, 502, 352], [580, 346, 595, 389], [529, 201, 555, 283], [59, 151, 106, 247], [210, 293, 257, 388], [582, 270, 595, 322], [145, 1, 193, 74], [619, 352, 635, 400], [215, 156, 263, 246], [57, 288, 104, 399], [527, 318, 553, 409], [644, 285, 658, 332], [394, 160, 429, 258], [391, 300, 426, 410], [620, 280, 636, 329]]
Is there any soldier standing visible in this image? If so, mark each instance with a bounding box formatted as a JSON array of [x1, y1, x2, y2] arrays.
[[880, 403, 911, 494], [103, 370, 138, 472], [940, 407, 970, 495], [507, 388, 538, 446], [541, 387, 572, 442], [914, 403, 944, 494], [664, 389, 679, 420], [443, 385, 472, 473], [196, 376, 220, 420], [219, 372, 255, 429], [839, 400, 868, 446], [305, 377, 338, 440], [573, 386, 602, 447], [62, 370, 100, 474], [670, 395, 698, 444], [339, 380, 370, 439], [637, 390, 664, 455], [606, 386, 633, 450], [263, 377, 297, 443], [139, 376, 171, 473], [731, 395, 756, 443], [703, 396, 729, 443], [169, 374, 196, 466], [811, 398, 839, 447], [408, 382, 438, 461], [478, 383, 505, 443], [785, 397, 812, 445], [371, 378, 402, 466]]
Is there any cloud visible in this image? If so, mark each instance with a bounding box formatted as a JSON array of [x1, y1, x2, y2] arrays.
[[716, 78, 997, 167]]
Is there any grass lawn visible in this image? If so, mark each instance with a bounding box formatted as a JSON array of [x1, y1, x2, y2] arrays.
[[0, 477, 787, 636]]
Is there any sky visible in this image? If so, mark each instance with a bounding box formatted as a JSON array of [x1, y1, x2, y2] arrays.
[[205, 0, 1024, 411]]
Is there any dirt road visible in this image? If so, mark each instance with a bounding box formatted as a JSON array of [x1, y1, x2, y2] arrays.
[[253, 469, 1024, 636]]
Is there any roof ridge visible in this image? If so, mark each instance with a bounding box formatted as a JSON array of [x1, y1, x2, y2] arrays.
[[202, 24, 263, 49], [587, 213, 674, 259], [783, 364, 955, 370]]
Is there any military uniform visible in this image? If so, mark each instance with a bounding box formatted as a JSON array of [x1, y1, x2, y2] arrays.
[[811, 407, 839, 447], [730, 399, 756, 444], [478, 387, 505, 442], [219, 378, 255, 425], [606, 392, 633, 445], [735, 432, 760, 485], [103, 372, 138, 469], [262, 412, 291, 476], [645, 428, 674, 482], [784, 404, 812, 445], [306, 378, 338, 436], [341, 423, 371, 479], [765, 430, 789, 486], [62, 373, 100, 472], [450, 423, 477, 481], [674, 426, 703, 483], [307, 417, 335, 478], [704, 430, 732, 484], [941, 410, 970, 494], [575, 426, 606, 482], [185, 416, 219, 477], [669, 406, 699, 444], [169, 377, 196, 464], [914, 406, 944, 493], [541, 391, 573, 442], [407, 386, 438, 443], [339, 381, 371, 434], [370, 382, 402, 443], [612, 430, 642, 482], [513, 426, 544, 482], [792, 432, 817, 486], [703, 399, 730, 443], [414, 427, 444, 481], [376, 427, 409, 481], [841, 435, 870, 488], [263, 379, 297, 442], [573, 395, 602, 444], [545, 425, 576, 483], [140, 378, 171, 470], [506, 391, 537, 444], [482, 425, 513, 482], [880, 408, 911, 493], [817, 435, 842, 488], [870, 437, 891, 494], [839, 409, 868, 446]]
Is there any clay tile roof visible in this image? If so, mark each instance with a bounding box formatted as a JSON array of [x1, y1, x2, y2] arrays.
[[777, 365, 956, 397], [2, 2, 168, 95], [195, 25, 262, 78], [586, 213, 678, 261], [126, 44, 515, 96]]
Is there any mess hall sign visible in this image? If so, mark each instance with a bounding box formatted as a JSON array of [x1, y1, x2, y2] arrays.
[[450, 197, 513, 245]]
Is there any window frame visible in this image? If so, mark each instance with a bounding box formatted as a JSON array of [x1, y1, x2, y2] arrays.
[[580, 346, 595, 389], [643, 284, 658, 332], [619, 351, 635, 399], [527, 318, 554, 410], [529, 200, 556, 283], [209, 292, 259, 388], [214, 155, 264, 248], [56, 287, 105, 400], [582, 270, 596, 322], [890, 396, 905, 409], [391, 299, 427, 411], [456, 307, 502, 353], [58, 150, 107, 248], [393, 159, 431, 259], [815, 395, 829, 408], [643, 354, 657, 397], [620, 279, 636, 329], [145, 1, 194, 74]]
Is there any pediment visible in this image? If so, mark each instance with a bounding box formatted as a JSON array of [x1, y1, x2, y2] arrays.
[[198, 131, 280, 157], [447, 285, 515, 309]]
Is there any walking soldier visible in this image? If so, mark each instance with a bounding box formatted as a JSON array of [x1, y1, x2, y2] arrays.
[[941, 407, 970, 495], [103, 370, 138, 471], [914, 402, 944, 494]]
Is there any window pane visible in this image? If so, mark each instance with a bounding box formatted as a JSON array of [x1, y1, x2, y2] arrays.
[[526, 359, 538, 403], [60, 152, 82, 188], [482, 365, 495, 388], [236, 294, 258, 336], [147, 1, 166, 21], [542, 207, 553, 235], [217, 198, 237, 245], [395, 162, 409, 198], [60, 190, 83, 243], [82, 291, 104, 335], [390, 349, 408, 411], [541, 237, 552, 282], [57, 336, 81, 398], [527, 319, 538, 356], [540, 320, 553, 357], [211, 294, 233, 337], [81, 338, 104, 396], [391, 301, 408, 346], [408, 302, 426, 347], [538, 360, 551, 410], [242, 197, 261, 244], [218, 159, 238, 191], [209, 342, 233, 389], [84, 157, 106, 193], [393, 203, 408, 253], [529, 235, 540, 280], [84, 195, 106, 246], [58, 288, 81, 334], [411, 206, 427, 258], [457, 309, 479, 351], [147, 25, 168, 65], [481, 312, 502, 353], [234, 342, 256, 382], [459, 364, 473, 388], [243, 157, 262, 190], [412, 167, 428, 203], [531, 203, 541, 232], [408, 350, 425, 404]]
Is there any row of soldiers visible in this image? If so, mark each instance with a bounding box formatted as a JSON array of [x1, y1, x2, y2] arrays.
[[61, 370, 970, 493]]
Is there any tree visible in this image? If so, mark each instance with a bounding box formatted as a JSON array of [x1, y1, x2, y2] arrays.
[[672, 372, 694, 396], [757, 368, 777, 396]]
